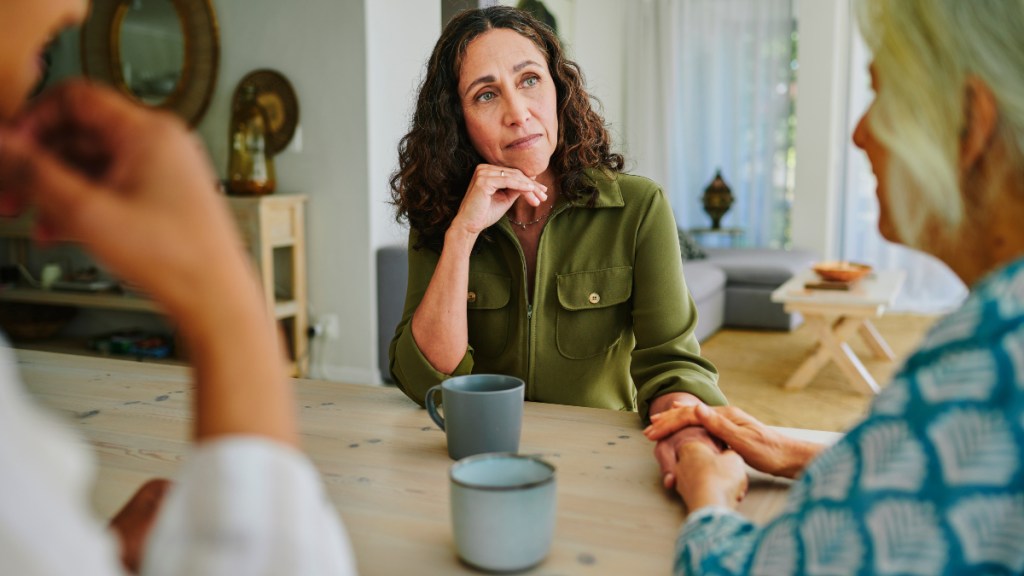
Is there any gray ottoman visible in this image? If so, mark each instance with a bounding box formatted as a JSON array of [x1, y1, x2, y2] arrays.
[[703, 248, 819, 330]]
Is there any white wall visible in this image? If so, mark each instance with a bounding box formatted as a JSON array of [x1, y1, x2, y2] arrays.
[[198, 0, 375, 383], [193, 0, 439, 385], [365, 1, 443, 383], [789, 0, 849, 258], [366, 3, 441, 252], [569, 1, 626, 149]]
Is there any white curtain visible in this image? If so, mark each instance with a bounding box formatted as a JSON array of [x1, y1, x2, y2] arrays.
[[624, 0, 795, 247], [841, 30, 967, 313]]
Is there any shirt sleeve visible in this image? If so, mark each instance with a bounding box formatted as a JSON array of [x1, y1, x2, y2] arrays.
[[141, 437, 357, 576], [0, 343, 126, 576], [388, 233, 474, 406], [675, 507, 763, 576], [630, 186, 726, 419]]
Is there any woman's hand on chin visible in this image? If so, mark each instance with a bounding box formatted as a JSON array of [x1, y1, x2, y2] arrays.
[[451, 163, 547, 236]]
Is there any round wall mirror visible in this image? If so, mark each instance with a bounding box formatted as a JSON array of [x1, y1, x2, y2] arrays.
[[115, 0, 186, 105], [81, 0, 219, 126]]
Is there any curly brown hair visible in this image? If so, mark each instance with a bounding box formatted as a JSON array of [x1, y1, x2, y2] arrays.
[[390, 5, 624, 251]]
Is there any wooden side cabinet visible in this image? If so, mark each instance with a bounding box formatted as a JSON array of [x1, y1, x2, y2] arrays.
[[226, 194, 309, 376], [0, 194, 310, 376]]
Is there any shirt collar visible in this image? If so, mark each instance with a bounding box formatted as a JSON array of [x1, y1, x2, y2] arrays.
[[564, 168, 625, 209]]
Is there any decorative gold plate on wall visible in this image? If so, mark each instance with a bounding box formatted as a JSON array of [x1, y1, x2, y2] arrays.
[[232, 69, 300, 155]]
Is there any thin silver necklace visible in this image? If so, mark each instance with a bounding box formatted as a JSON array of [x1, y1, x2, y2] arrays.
[[507, 208, 552, 229]]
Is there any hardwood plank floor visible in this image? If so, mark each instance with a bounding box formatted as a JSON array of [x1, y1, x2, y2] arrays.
[[701, 313, 938, 432]]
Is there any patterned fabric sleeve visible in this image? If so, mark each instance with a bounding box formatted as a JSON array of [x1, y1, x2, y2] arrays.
[[673, 257, 1024, 576], [675, 508, 761, 575]]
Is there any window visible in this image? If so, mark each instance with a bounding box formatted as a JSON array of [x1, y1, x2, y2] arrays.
[[624, 0, 797, 248]]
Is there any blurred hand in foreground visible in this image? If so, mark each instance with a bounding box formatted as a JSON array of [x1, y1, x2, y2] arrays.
[[0, 81, 249, 320], [109, 478, 171, 574]]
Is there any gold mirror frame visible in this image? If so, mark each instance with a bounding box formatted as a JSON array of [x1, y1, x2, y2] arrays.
[[81, 0, 220, 127]]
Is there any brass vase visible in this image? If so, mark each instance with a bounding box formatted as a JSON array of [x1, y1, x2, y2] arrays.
[[702, 169, 734, 229], [227, 85, 277, 196]]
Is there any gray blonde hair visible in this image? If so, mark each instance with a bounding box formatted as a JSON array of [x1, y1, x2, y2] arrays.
[[855, 0, 1024, 226]]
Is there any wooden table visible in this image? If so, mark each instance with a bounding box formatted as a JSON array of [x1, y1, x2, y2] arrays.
[[15, 350, 838, 575], [771, 269, 906, 394]]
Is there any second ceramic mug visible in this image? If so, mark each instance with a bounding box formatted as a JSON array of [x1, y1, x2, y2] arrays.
[[425, 374, 524, 460], [450, 453, 557, 572]]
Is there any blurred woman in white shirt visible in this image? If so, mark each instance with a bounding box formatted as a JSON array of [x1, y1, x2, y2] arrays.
[[0, 1, 357, 574]]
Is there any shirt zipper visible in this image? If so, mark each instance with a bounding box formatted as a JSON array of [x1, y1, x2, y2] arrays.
[[500, 201, 568, 398]]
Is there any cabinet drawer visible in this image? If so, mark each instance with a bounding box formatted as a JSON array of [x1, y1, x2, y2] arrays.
[[264, 204, 296, 245], [226, 195, 306, 249]]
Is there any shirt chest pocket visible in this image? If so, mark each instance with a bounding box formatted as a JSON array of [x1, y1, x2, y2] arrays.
[[466, 272, 511, 357], [555, 266, 633, 359]]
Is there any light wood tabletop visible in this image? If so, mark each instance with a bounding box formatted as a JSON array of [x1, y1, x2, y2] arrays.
[[14, 349, 839, 575]]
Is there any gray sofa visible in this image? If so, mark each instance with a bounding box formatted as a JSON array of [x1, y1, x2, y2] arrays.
[[680, 259, 726, 343], [376, 244, 817, 382]]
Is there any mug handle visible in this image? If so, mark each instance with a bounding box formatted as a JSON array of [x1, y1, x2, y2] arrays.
[[425, 385, 445, 431]]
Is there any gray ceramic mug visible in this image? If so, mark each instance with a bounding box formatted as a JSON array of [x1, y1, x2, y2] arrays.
[[425, 374, 524, 460], [450, 453, 557, 572]]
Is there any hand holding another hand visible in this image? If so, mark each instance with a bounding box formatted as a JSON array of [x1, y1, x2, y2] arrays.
[[673, 442, 748, 512], [646, 403, 822, 479], [653, 425, 721, 489]]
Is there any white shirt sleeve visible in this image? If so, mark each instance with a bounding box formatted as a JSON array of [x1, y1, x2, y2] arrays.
[[141, 437, 358, 576], [0, 342, 125, 575], [0, 340, 356, 576]]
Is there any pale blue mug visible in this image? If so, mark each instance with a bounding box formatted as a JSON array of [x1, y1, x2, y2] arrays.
[[450, 453, 557, 572]]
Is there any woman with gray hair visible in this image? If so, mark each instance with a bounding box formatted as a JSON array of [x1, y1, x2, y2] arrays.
[[645, 0, 1024, 573]]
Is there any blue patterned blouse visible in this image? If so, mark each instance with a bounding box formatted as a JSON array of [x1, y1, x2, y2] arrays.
[[676, 257, 1024, 575]]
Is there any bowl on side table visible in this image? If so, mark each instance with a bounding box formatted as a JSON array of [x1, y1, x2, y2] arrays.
[[812, 261, 873, 283]]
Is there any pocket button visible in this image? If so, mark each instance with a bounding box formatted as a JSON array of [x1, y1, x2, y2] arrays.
[[467, 291, 478, 303], [588, 292, 601, 304]]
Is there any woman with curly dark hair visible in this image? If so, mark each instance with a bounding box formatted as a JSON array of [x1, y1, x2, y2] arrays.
[[389, 5, 726, 486]]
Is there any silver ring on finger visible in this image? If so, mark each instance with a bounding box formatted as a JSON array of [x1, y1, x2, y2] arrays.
[[500, 170, 505, 177]]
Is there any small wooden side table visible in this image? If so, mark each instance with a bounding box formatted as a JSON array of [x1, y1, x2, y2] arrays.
[[770, 269, 906, 394], [227, 194, 308, 377]]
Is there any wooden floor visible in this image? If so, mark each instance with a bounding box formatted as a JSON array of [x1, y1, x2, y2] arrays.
[[701, 313, 938, 432]]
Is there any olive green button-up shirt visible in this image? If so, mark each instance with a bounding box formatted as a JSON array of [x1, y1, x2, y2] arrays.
[[389, 171, 726, 419]]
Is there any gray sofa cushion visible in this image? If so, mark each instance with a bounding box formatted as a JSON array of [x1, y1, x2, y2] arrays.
[[682, 261, 726, 343], [724, 286, 804, 331], [703, 247, 818, 287], [682, 260, 725, 303]]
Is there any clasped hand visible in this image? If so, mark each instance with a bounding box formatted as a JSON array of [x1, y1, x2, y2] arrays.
[[450, 164, 548, 235], [645, 403, 823, 513]]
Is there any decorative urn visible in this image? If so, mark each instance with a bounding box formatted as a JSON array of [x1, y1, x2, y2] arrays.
[[702, 169, 734, 229]]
